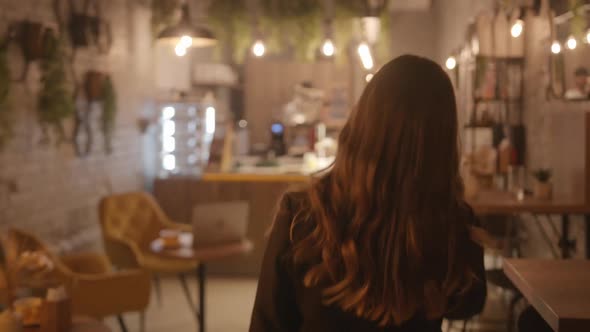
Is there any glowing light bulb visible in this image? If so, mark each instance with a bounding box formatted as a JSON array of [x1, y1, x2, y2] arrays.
[[175, 43, 187, 57], [162, 106, 175, 119], [357, 43, 374, 70], [252, 40, 265, 57], [180, 35, 193, 48], [566, 36, 577, 50], [322, 39, 335, 57], [365, 73, 374, 82], [163, 136, 175, 152], [445, 56, 457, 70], [205, 106, 216, 134], [162, 154, 176, 171], [510, 19, 524, 38], [586, 30, 590, 44], [551, 41, 561, 54], [163, 120, 175, 137]]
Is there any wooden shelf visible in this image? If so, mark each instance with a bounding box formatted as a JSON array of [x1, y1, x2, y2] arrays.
[[474, 97, 522, 103], [464, 124, 496, 129]]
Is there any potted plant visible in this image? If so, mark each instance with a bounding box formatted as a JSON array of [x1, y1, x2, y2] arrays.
[[532, 168, 552, 200]]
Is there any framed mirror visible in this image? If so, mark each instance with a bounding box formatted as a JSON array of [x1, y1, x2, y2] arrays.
[[548, 0, 590, 101]]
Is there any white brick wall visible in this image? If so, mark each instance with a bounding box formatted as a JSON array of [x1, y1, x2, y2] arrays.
[[0, 0, 154, 253]]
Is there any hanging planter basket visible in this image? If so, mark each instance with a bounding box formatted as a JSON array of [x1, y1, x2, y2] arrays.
[[69, 14, 101, 47], [19, 21, 46, 62]]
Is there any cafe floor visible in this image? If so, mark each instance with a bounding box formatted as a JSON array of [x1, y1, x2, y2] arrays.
[[104, 276, 513, 332]]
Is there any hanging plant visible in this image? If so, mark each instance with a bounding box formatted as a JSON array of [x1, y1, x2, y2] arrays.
[[101, 75, 116, 154], [0, 39, 12, 149], [37, 30, 74, 145], [208, 0, 252, 64], [204, 0, 392, 64], [260, 0, 323, 61]]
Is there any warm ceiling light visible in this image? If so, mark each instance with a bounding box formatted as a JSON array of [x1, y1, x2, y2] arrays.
[[179, 35, 193, 48], [174, 44, 187, 57], [322, 39, 335, 57], [566, 35, 577, 50], [445, 56, 457, 70], [357, 43, 374, 70], [586, 30, 590, 44], [510, 19, 524, 38], [551, 41, 562, 54], [252, 40, 265, 57], [157, 4, 216, 48]]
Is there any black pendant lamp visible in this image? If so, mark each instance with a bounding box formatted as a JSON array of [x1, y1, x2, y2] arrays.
[[157, 2, 216, 48]]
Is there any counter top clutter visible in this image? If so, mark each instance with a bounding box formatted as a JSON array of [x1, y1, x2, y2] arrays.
[[232, 155, 334, 176]]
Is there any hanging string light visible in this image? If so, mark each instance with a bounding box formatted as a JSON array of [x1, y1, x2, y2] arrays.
[[551, 41, 562, 54], [445, 56, 457, 70], [357, 43, 374, 70], [511, 19, 524, 38], [566, 35, 577, 50], [322, 39, 335, 57], [252, 39, 266, 57], [321, 19, 336, 57]]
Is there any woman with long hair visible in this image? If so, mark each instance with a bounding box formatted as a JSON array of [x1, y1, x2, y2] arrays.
[[250, 55, 486, 331]]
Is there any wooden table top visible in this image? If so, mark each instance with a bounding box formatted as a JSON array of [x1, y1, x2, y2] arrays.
[[504, 259, 590, 332], [201, 172, 310, 183], [150, 239, 254, 261], [468, 190, 590, 215], [24, 316, 111, 332]]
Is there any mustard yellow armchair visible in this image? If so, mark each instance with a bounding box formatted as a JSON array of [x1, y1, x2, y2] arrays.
[[99, 192, 200, 311], [0, 228, 151, 331]]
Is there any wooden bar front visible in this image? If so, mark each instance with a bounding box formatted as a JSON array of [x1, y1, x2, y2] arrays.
[[154, 174, 309, 276]]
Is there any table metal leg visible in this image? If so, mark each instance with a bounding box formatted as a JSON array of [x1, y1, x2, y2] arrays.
[[197, 263, 206, 332], [559, 214, 576, 259]]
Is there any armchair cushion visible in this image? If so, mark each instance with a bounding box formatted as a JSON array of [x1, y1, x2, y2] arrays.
[[60, 252, 112, 274], [67, 269, 151, 318]]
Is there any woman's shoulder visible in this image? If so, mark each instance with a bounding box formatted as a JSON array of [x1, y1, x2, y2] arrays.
[[458, 200, 480, 226], [280, 189, 310, 210], [271, 190, 313, 241]]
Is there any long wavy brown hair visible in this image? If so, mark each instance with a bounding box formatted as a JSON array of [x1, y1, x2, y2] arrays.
[[290, 55, 476, 326]]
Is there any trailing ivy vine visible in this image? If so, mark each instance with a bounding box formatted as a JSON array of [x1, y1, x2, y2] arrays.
[[208, 0, 253, 64], [0, 39, 11, 149], [38, 31, 74, 145], [150, 0, 392, 64], [101, 75, 116, 154]]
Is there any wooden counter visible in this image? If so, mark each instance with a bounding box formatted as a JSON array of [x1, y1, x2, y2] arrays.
[[154, 173, 309, 276], [468, 190, 590, 215], [504, 259, 590, 331]]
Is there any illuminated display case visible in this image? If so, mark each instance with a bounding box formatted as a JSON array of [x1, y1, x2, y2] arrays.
[[157, 100, 216, 176]]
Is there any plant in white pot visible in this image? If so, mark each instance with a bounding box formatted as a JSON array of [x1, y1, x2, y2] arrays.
[[532, 168, 552, 200]]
